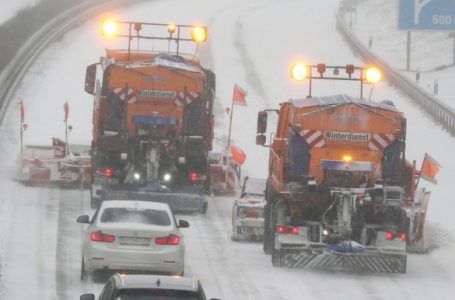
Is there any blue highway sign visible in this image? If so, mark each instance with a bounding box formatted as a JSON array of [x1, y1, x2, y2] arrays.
[[399, 0, 455, 30]]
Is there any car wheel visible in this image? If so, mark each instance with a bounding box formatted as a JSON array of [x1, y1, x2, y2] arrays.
[[80, 257, 88, 281]]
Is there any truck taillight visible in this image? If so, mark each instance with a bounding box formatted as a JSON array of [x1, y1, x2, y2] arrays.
[[385, 232, 407, 241], [188, 172, 207, 182], [276, 225, 299, 234], [396, 232, 407, 241], [162, 142, 172, 151], [91, 231, 115, 243], [385, 232, 394, 240], [155, 234, 180, 245], [104, 168, 113, 177], [189, 172, 197, 182]]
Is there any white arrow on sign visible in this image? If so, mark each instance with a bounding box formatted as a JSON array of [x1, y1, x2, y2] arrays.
[[414, 0, 432, 24]]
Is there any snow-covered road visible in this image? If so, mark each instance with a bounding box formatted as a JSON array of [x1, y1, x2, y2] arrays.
[[1, 0, 455, 299]]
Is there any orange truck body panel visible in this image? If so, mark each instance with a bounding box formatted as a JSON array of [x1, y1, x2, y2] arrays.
[[94, 51, 208, 143]]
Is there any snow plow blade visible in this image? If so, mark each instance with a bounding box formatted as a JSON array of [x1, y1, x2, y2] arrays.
[[273, 246, 406, 273], [101, 184, 208, 214]]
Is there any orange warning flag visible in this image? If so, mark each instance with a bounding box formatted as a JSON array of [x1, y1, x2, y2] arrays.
[[232, 84, 247, 106], [230, 145, 246, 165], [420, 153, 441, 184]]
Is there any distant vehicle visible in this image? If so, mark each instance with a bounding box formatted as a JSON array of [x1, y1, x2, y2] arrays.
[[209, 149, 240, 196], [80, 273, 221, 300], [15, 137, 91, 187], [231, 177, 266, 242], [77, 200, 189, 279]]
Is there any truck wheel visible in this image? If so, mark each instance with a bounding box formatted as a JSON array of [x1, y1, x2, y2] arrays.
[[272, 249, 282, 268], [201, 202, 208, 214]]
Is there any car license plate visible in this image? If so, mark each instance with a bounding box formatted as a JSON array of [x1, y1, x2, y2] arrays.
[[119, 237, 150, 246]]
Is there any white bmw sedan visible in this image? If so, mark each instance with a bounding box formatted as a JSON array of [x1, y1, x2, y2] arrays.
[[77, 200, 189, 280]]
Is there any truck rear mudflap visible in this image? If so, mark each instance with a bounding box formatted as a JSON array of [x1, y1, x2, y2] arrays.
[[273, 245, 407, 273], [101, 184, 208, 214]]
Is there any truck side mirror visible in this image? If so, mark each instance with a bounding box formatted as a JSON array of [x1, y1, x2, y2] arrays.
[[257, 111, 267, 134], [85, 64, 97, 95], [256, 135, 266, 145]]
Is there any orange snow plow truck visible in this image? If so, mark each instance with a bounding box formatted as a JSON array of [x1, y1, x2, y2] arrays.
[[84, 21, 215, 213], [257, 64, 431, 273]]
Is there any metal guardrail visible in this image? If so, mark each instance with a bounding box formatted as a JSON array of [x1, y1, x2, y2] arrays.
[[0, 0, 143, 125], [336, 4, 455, 136]]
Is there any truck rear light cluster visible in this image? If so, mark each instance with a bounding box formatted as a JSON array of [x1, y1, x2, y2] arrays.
[[95, 168, 113, 177], [276, 225, 299, 234], [161, 142, 172, 151], [155, 234, 180, 245], [91, 231, 116, 243], [188, 172, 207, 182], [385, 232, 407, 241]]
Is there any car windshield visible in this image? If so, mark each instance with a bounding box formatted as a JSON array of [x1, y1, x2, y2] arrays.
[[243, 178, 266, 195], [100, 208, 171, 226], [115, 289, 200, 300], [238, 207, 264, 218]]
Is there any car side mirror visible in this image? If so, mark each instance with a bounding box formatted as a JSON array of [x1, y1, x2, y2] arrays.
[[178, 219, 190, 228], [80, 294, 95, 300], [77, 215, 90, 224]]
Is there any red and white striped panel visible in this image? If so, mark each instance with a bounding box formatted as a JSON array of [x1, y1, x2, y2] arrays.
[[175, 91, 200, 107], [299, 129, 326, 148], [113, 87, 137, 103], [225, 158, 237, 193], [368, 133, 395, 151]]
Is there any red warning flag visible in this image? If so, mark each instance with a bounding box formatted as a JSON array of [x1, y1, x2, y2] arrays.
[[232, 84, 247, 106], [230, 144, 246, 165], [19, 101, 25, 123], [63, 101, 69, 121], [420, 153, 441, 184]]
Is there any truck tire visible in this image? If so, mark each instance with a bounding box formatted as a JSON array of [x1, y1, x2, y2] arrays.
[[272, 249, 282, 268], [201, 202, 208, 214]]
